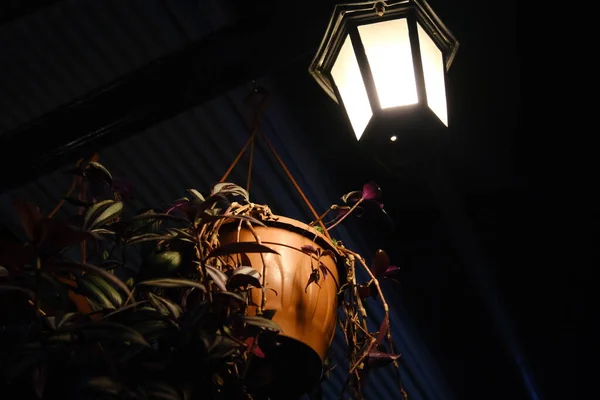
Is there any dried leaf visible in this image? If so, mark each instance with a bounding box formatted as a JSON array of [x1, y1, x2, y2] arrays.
[[211, 182, 249, 201], [340, 190, 362, 204]]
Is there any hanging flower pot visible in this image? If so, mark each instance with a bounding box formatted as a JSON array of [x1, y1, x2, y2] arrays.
[[218, 214, 344, 396]]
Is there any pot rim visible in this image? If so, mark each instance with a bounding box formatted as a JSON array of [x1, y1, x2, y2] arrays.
[[219, 214, 347, 281]]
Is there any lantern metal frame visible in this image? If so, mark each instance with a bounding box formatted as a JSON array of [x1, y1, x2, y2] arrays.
[[309, 0, 459, 143]]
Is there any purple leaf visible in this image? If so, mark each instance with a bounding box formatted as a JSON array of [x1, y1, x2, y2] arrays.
[[357, 284, 372, 299], [300, 245, 318, 254], [383, 266, 401, 283], [367, 350, 401, 368], [376, 316, 389, 345], [305, 269, 321, 293], [371, 250, 390, 278], [113, 177, 135, 200], [362, 181, 382, 201]]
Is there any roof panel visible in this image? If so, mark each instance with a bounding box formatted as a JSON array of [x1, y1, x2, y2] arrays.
[[0, 0, 193, 134]]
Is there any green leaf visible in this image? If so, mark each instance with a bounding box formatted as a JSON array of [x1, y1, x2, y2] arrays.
[[206, 242, 279, 259], [126, 233, 173, 246], [205, 265, 228, 292], [89, 201, 124, 230], [144, 381, 181, 400], [211, 182, 249, 201], [84, 162, 113, 186], [82, 376, 123, 395], [148, 293, 182, 319], [240, 315, 281, 333], [84, 273, 123, 308], [0, 284, 35, 299], [52, 261, 132, 300], [262, 309, 277, 320], [66, 321, 150, 347], [83, 200, 115, 230], [100, 260, 121, 270], [213, 291, 245, 305], [4, 351, 44, 382], [227, 266, 261, 289], [166, 228, 195, 243], [205, 334, 241, 361], [76, 275, 115, 310], [145, 251, 182, 273], [103, 301, 148, 320], [128, 213, 187, 225], [137, 278, 206, 292], [186, 188, 205, 202]]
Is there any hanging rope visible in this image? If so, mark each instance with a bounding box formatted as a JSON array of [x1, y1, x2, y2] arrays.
[[219, 84, 332, 241]]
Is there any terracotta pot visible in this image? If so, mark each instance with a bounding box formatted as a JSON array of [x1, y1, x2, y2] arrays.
[[219, 215, 343, 395]]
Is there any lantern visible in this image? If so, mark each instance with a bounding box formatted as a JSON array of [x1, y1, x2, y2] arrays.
[[309, 0, 459, 143]]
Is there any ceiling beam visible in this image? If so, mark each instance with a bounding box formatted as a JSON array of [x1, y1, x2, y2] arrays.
[[0, 1, 333, 193]]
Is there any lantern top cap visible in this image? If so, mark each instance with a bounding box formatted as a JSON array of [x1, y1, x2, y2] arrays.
[[309, 0, 459, 102]]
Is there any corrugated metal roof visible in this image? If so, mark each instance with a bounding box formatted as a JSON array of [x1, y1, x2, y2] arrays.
[[0, 80, 452, 400], [0, 0, 229, 133]]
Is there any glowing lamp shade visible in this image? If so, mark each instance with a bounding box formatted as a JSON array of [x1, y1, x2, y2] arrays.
[[309, 0, 459, 141]]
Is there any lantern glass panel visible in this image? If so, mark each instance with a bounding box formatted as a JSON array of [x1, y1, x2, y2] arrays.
[[331, 35, 373, 140], [358, 18, 418, 109], [417, 23, 447, 126]]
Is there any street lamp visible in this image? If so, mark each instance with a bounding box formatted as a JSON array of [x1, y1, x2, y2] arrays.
[[309, 0, 459, 142]]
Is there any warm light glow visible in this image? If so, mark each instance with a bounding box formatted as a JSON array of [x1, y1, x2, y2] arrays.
[[358, 19, 418, 108], [331, 35, 373, 140], [417, 23, 447, 126], [390, 135, 397, 141]]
